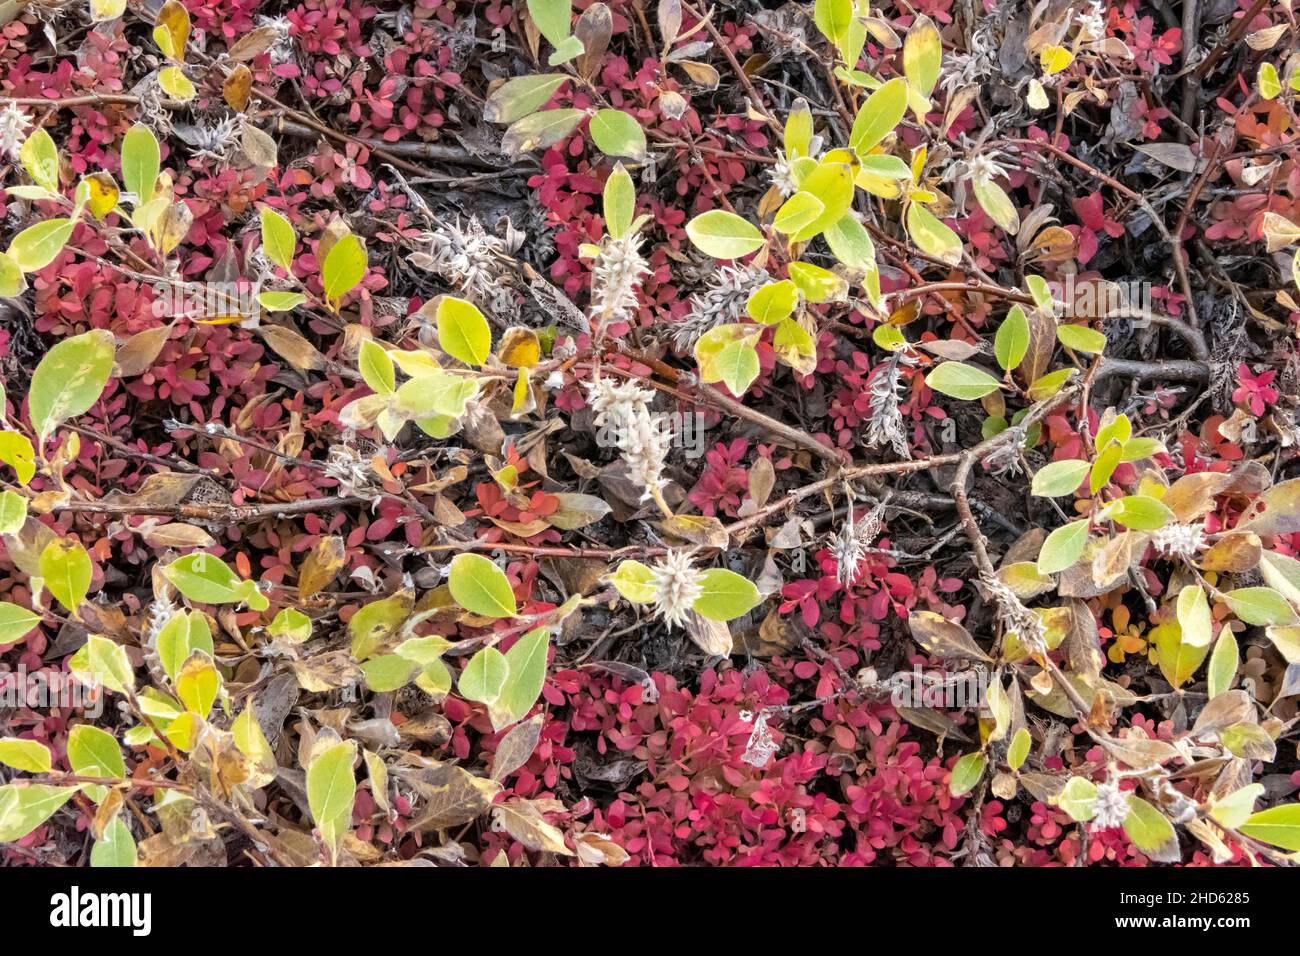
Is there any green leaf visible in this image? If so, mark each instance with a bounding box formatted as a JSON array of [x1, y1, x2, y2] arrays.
[[902, 15, 942, 98], [772, 191, 825, 236], [1056, 776, 1098, 820], [256, 291, 306, 312], [1031, 459, 1090, 497], [161, 553, 269, 611], [924, 361, 1000, 400], [459, 646, 509, 705], [995, 305, 1030, 371], [1257, 61, 1282, 100], [813, 0, 853, 46], [0, 431, 35, 484], [790, 160, 854, 242], [0, 251, 24, 297], [19, 128, 59, 192], [321, 233, 367, 306], [348, 589, 413, 660], [1224, 586, 1297, 626], [1006, 728, 1031, 771], [588, 109, 646, 159], [603, 162, 635, 241], [396, 371, 479, 419], [608, 560, 656, 603], [747, 280, 799, 324], [1123, 795, 1179, 861], [67, 724, 125, 803], [526, 0, 572, 46], [121, 125, 160, 202], [361, 654, 419, 692], [358, 339, 395, 395], [0, 602, 38, 646], [949, 751, 986, 796], [1057, 324, 1107, 354], [0, 737, 52, 773], [1027, 367, 1075, 401], [1206, 629, 1238, 699], [492, 627, 550, 729], [1239, 802, 1300, 850], [848, 77, 908, 154], [8, 218, 75, 272], [68, 635, 135, 694], [547, 33, 585, 67], [972, 180, 1019, 234], [91, 816, 137, 867], [176, 652, 220, 718], [1209, 784, 1262, 830], [39, 538, 92, 614], [685, 210, 766, 260], [1176, 583, 1213, 648], [692, 568, 761, 621], [306, 739, 356, 857], [395, 634, 454, 667], [1089, 439, 1122, 494], [697, 335, 760, 396], [448, 553, 517, 618], [823, 213, 877, 275], [1037, 519, 1089, 574], [436, 296, 492, 367], [28, 328, 115, 443], [906, 203, 962, 264], [259, 207, 296, 271], [268, 607, 312, 643], [483, 74, 569, 124], [0, 784, 78, 842], [1109, 495, 1173, 531], [155, 610, 214, 684]]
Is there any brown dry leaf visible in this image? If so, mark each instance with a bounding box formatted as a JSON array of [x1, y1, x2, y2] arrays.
[[1199, 531, 1261, 572], [115, 322, 174, 377], [746, 456, 775, 511], [491, 714, 544, 781], [1191, 689, 1255, 738], [574, 2, 613, 80], [1238, 477, 1300, 536], [241, 125, 279, 168], [908, 610, 992, 662], [403, 764, 500, 832], [289, 650, 362, 692], [298, 535, 345, 599], [574, 831, 630, 866], [223, 64, 253, 112], [492, 800, 574, 854], [685, 611, 732, 656], [90, 789, 125, 840], [658, 513, 729, 547], [259, 324, 326, 372], [1091, 530, 1147, 587], [548, 492, 612, 530], [227, 25, 278, 61], [1163, 471, 1234, 522], [1024, 225, 1077, 263], [895, 705, 971, 742], [142, 521, 217, 549], [104, 472, 221, 509]]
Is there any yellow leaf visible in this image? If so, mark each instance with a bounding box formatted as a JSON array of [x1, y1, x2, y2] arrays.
[[154, 0, 191, 61]]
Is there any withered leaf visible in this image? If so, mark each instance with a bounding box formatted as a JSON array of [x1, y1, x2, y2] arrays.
[[907, 610, 992, 662], [298, 535, 345, 599], [491, 713, 544, 781], [492, 799, 573, 854], [259, 324, 326, 372], [403, 764, 500, 832], [115, 322, 174, 377]]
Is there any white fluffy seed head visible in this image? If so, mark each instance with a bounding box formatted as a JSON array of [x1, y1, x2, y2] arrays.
[[1090, 780, 1130, 832], [650, 549, 704, 629], [0, 103, 31, 160], [1150, 522, 1207, 559]]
